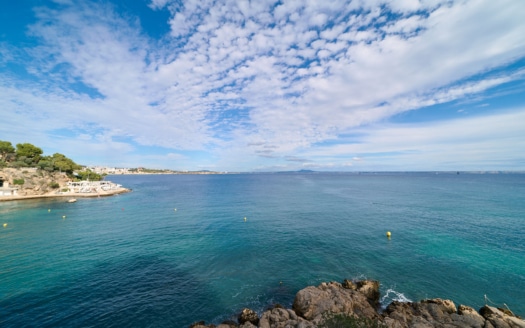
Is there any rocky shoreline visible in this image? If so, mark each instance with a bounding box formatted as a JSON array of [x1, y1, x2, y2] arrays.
[[0, 187, 131, 202], [0, 168, 130, 202], [191, 279, 524, 328]]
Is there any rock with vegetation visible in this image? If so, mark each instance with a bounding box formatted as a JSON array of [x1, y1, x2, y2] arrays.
[[0, 167, 71, 196], [0, 140, 114, 198], [191, 279, 525, 328]]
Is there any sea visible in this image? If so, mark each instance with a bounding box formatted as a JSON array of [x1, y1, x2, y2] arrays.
[[1, 172, 524, 327]]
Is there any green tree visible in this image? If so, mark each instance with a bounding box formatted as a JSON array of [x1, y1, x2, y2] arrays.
[[51, 153, 80, 174], [37, 156, 55, 172], [75, 169, 103, 181], [0, 140, 15, 161], [16, 143, 43, 165]]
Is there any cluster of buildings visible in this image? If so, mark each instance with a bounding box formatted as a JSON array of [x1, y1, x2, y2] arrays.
[[65, 180, 123, 193], [88, 166, 225, 175], [87, 166, 135, 175]]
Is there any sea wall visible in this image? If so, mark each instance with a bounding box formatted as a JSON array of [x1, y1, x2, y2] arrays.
[[191, 279, 525, 328]]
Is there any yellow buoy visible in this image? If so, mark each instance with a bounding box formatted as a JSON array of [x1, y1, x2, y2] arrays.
[[386, 231, 391, 238], [62, 215, 66, 219], [48, 209, 51, 212], [3, 223, 7, 228], [244, 217, 247, 222], [174, 208, 177, 212]]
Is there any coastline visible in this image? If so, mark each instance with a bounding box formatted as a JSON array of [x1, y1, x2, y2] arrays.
[[2, 173, 524, 327], [192, 279, 525, 328], [0, 187, 131, 202], [1, 167, 131, 202]]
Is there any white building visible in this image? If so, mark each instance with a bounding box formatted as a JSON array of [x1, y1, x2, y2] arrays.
[[0, 177, 18, 196]]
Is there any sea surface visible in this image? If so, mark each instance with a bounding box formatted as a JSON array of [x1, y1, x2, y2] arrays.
[[1, 173, 524, 327]]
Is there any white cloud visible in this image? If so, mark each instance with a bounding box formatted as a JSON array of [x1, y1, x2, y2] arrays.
[[1, 0, 524, 170], [304, 108, 525, 170], [148, 0, 170, 10]]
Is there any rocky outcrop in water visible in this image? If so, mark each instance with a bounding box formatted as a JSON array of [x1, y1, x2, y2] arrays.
[[190, 279, 525, 328]]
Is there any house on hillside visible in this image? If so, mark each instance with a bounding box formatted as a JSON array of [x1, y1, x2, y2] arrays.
[[0, 175, 19, 196]]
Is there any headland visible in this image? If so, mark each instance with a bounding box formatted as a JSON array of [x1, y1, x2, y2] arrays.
[[0, 167, 130, 202]]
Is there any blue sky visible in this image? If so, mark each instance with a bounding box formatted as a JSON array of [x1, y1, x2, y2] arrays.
[[1, 0, 524, 171]]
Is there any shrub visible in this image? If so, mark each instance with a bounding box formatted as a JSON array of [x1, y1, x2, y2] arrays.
[[13, 179, 25, 185], [319, 313, 387, 328], [49, 182, 60, 189], [11, 161, 28, 168], [75, 169, 103, 181]]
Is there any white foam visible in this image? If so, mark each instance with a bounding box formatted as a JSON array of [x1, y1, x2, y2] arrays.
[[380, 288, 412, 309]]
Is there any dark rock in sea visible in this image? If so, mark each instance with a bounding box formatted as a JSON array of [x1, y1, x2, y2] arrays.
[[190, 279, 525, 328]]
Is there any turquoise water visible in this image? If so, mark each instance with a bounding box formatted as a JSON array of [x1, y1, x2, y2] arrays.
[[1, 173, 524, 327]]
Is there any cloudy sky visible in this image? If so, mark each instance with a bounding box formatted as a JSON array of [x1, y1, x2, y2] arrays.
[[1, 0, 524, 171]]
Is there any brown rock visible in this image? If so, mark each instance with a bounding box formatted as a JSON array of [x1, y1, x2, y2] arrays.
[[218, 320, 238, 327], [385, 298, 459, 327], [292, 281, 379, 323], [189, 321, 211, 328], [238, 308, 259, 326], [239, 322, 257, 328], [189, 279, 525, 328], [342, 279, 357, 290], [356, 280, 380, 308], [422, 298, 457, 314], [259, 307, 315, 328], [452, 305, 485, 328], [480, 306, 525, 328]]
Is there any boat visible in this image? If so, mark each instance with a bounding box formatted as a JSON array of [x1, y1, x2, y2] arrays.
[[67, 198, 77, 203]]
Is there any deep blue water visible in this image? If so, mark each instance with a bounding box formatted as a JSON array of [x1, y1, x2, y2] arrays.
[[1, 173, 524, 327]]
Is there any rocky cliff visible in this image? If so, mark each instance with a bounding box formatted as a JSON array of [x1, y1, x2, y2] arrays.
[[0, 167, 71, 196], [191, 279, 525, 328]]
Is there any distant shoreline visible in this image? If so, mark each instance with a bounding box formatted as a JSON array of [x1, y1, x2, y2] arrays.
[[106, 170, 525, 175]]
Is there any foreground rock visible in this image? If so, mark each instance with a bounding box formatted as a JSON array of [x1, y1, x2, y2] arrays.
[[191, 279, 524, 328]]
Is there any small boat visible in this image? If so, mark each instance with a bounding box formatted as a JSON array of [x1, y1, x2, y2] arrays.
[[67, 198, 77, 203]]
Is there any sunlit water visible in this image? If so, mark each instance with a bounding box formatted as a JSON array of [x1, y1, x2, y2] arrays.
[[1, 173, 524, 327]]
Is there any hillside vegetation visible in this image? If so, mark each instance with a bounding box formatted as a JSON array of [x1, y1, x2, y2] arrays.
[[0, 140, 107, 197], [0, 140, 103, 180]]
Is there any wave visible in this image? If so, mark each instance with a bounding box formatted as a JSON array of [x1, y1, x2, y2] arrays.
[[380, 288, 412, 310]]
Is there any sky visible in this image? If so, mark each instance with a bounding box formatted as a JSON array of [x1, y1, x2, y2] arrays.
[[1, 0, 524, 172]]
